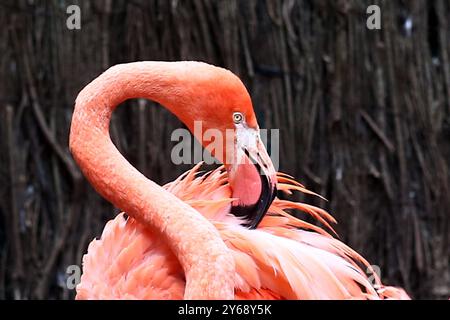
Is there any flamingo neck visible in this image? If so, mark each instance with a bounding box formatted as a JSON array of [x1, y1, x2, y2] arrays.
[[69, 62, 235, 299]]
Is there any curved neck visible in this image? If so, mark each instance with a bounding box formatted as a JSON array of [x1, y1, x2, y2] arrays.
[[70, 62, 235, 299]]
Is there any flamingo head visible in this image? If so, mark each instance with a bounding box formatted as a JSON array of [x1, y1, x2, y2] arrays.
[[170, 62, 277, 228]]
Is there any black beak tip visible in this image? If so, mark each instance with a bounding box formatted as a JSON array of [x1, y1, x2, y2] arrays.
[[230, 174, 277, 229]]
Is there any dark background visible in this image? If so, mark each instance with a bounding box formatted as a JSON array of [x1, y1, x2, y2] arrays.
[[0, 0, 449, 299]]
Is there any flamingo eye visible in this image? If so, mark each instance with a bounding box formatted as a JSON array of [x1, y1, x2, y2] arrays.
[[233, 112, 244, 124]]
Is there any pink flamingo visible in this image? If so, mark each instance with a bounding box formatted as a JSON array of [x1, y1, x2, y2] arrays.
[[70, 61, 410, 299]]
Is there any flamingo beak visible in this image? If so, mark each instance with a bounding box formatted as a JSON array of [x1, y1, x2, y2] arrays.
[[229, 131, 277, 229]]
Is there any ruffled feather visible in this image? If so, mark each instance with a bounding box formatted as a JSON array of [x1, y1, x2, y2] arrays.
[[77, 163, 410, 300]]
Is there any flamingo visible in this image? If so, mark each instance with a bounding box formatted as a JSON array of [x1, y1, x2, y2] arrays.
[[70, 61, 410, 300]]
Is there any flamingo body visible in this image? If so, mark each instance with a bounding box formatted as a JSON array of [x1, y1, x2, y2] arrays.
[[71, 61, 410, 300], [76, 165, 409, 300]]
